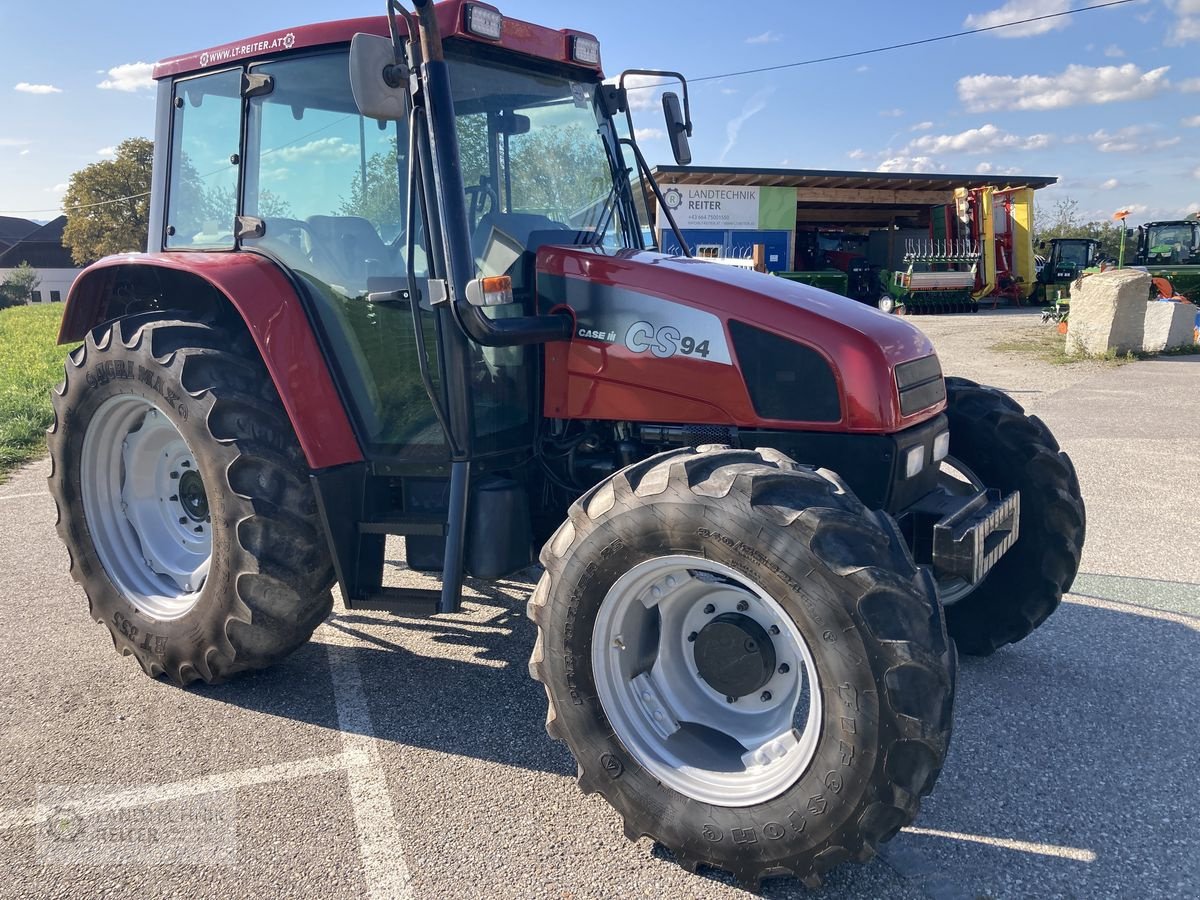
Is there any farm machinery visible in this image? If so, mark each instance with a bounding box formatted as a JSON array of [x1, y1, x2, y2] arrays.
[[878, 238, 982, 314], [47, 0, 1084, 889], [1133, 219, 1200, 299]]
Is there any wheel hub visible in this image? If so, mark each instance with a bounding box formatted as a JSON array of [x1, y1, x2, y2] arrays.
[[178, 469, 209, 522], [693, 613, 776, 699]]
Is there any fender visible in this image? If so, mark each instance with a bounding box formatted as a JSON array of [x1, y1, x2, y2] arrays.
[[60, 251, 362, 470]]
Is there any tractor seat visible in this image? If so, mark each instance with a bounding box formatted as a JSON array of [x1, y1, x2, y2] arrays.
[[306, 215, 395, 292]]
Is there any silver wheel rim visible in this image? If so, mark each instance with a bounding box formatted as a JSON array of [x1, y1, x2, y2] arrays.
[[878, 295, 895, 314], [592, 556, 823, 807], [80, 395, 211, 619], [936, 455, 986, 606]]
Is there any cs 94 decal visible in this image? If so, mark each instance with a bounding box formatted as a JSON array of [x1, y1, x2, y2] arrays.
[[625, 321, 711, 359]]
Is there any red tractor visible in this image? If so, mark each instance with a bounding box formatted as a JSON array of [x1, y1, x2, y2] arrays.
[[49, 0, 1084, 889]]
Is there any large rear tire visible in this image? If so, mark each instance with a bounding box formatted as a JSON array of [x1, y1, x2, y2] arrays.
[[528, 447, 955, 889], [48, 312, 334, 685], [941, 377, 1085, 655]]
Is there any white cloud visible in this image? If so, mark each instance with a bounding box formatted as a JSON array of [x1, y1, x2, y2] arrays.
[[1181, 202, 1200, 215], [976, 162, 994, 175], [1183, 115, 1200, 126], [745, 31, 781, 44], [620, 73, 663, 112], [1181, 77, 1200, 92], [15, 82, 62, 95], [910, 121, 934, 131], [879, 108, 904, 118], [963, 0, 1073, 38], [0, 138, 31, 147], [633, 127, 664, 142], [96, 146, 116, 158], [1104, 44, 1126, 58], [905, 123, 1050, 155], [1157, 135, 1182, 148], [958, 63, 1170, 112], [1166, 0, 1200, 45], [1193, 166, 1200, 180], [877, 156, 943, 174], [97, 62, 155, 92], [847, 148, 867, 160], [855, 65, 870, 74], [47, 183, 67, 193], [1100, 178, 1120, 190], [19, 149, 30, 156], [268, 137, 356, 164], [720, 87, 772, 164], [1088, 126, 1148, 153]]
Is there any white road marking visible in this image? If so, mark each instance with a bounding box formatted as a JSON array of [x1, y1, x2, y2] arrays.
[[0, 492, 45, 502], [1064, 594, 1200, 630], [0, 753, 350, 832], [321, 622, 414, 900], [902, 826, 1098, 862]]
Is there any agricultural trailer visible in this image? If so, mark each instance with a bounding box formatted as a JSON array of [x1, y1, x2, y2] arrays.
[[48, 0, 1084, 889]]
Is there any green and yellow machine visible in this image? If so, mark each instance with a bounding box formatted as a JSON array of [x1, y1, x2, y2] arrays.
[[1133, 219, 1200, 299]]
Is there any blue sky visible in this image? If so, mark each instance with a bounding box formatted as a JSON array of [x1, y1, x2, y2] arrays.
[[1, 0, 1197, 226]]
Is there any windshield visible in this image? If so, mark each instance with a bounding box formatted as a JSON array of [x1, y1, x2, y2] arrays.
[[446, 52, 633, 278], [1147, 224, 1198, 251], [1057, 242, 1093, 267]]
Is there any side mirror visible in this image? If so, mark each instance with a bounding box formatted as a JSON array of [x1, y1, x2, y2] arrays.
[[349, 33, 408, 122], [662, 92, 692, 165]]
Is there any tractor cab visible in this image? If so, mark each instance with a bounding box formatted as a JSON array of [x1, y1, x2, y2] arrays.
[[1038, 237, 1101, 284], [1135, 220, 1200, 266]]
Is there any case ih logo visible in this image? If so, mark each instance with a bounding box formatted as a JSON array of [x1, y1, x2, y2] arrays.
[[199, 32, 296, 68]]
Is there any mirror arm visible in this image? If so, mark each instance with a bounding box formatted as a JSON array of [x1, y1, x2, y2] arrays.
[[620, 137, 690, 258]]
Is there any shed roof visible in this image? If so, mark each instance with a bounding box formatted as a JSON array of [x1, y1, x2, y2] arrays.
[[650, 165, 1058, 193]]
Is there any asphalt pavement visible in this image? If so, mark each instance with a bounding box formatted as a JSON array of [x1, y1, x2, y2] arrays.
[[1, 312, 1197, 899]]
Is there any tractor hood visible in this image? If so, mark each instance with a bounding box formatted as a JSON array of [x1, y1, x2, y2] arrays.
[[536, 247, 944, 434]]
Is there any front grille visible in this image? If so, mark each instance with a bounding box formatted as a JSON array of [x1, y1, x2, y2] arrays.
[[895, 355, 946, 416]]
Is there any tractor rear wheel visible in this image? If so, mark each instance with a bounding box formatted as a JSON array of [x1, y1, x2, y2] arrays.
[[48, 312, 334, 685], [528, 447, 955, 889], [940, 377, 1085, 655]]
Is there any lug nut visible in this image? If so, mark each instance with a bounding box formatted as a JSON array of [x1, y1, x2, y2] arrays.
[[687, 631, 698, 642], [761, 691, 772, 702], [181, 461, 191, 468], [178, 517, 187, 524], [778, 663, 790, 674], [769, 625, 780, 636], [169, 495, 178, 502], [726, 695, 736, 704], [736, 599, 749, 612], [193, 526, 203, 534], [703, 603, 715, 615], [169, 471, 179, 480]]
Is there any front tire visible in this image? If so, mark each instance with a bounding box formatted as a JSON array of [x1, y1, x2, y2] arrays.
[[48, 312, 334, 685], [941, 377, 1085, 655], [528, 447, 955, 889]]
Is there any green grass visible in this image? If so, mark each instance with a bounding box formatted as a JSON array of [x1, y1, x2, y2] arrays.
[[991, 326, 1136, 366], [0, 304, 76, 481]]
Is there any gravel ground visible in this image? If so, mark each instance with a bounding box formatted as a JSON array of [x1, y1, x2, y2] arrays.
[[0, 309, 1197, 899]]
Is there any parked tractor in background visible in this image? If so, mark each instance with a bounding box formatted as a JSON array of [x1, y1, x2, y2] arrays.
[[1033, 237, 1101, 309], [45, 0, 1084, 889], [1133, 219, 1200, 299], [787, 230, 875, 303]]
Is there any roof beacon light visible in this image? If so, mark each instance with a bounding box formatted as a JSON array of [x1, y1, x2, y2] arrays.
[[464, 4, 504, 41], [571, 36, 601, 66]]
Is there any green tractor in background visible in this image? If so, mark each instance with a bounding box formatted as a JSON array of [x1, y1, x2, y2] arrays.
[[1133, 219, 1200, 299], [1034, 237, 1101, 318]]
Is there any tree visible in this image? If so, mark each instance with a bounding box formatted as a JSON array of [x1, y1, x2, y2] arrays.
[[61, 137, 153, 265], [1033, 195, 1127, 261], [0, 261, 41, 308]]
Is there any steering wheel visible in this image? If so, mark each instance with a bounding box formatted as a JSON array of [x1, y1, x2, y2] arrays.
[[465, 178, 501, 232]]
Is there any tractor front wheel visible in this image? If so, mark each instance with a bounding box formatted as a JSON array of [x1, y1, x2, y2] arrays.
[[528, 447, 955, 889], [48, 312, 334, 684], [940, 377, 1085, 654]]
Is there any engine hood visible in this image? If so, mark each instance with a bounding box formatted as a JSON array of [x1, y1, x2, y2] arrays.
[[536, 247, 944, 433]]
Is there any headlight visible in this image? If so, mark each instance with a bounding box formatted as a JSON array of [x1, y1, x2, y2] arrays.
[[464, 4, 503, 41], [932, 430, 951, 462], [904, 445, 926, 479]]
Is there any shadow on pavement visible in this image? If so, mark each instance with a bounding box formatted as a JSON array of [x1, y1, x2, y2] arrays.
[[192, 581, 1199, 898]]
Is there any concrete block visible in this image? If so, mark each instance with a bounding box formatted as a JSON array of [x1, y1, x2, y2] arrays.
[[1066, 269, 1151, 356], [1143, 300, 1198, 352]]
